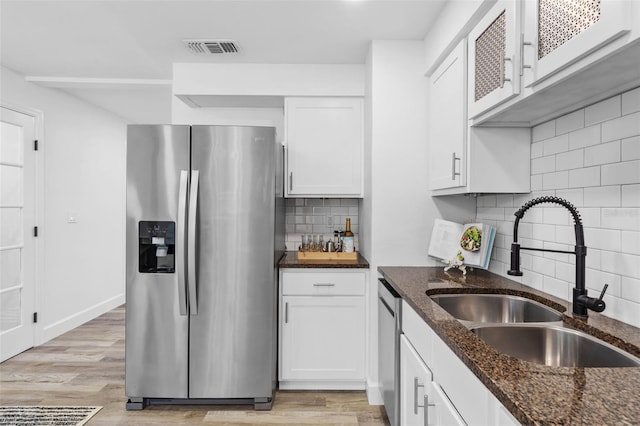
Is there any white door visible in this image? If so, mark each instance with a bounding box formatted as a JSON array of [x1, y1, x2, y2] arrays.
[[0, 107, 37, 361]]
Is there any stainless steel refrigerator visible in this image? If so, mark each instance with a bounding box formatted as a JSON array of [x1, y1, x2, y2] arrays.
[[125, 125, 284, 410]]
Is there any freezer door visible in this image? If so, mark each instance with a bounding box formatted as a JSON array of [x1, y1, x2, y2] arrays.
[[189, 126, 277, 399], [125, 125, 190, 398]]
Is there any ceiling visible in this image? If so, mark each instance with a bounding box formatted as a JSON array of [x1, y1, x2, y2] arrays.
[[0, 0, 447, 123]]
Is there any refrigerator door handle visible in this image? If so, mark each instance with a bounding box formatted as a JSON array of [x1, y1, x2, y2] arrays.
[[177, 170, 189, 316], [188, 170, 199, 315]]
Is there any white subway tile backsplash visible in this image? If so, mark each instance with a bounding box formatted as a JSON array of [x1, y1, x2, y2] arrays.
[[585, 227, 621, 252], [586, 248, 601, 271], [584, 95, 621, 126], [601, 111, 640, 142], [476, 207, 505, 221], [542, 171, 568, 190], [555, 188, 584, 207], [555, 149, 584, 171], [622, 136, 640, 161], [285, 198, 359, 243], [607, 298, 640, 328], [584, 185, 620, 207], [621, 276, 640, 303], [555, 261, 574, 283], [532, 255, 556, 276], [622, 184, 640, 207], [621, 231, 640, 255], [543, 276, 570, 300], [568, 124, 601, 150], [478, 194, 497, 207], [532, 223, 556, 241], [621, 86, 640, 115], [531, 155, 555, 174], [543, 134, 569, 155], [601, 207, 640, 231], [586, 269, 621, 297], [532, 120, 556, 142], [543, 241, 570, 262], [555, 225, 574, 243], [601, 250, 640, 279], [556, 110, 585, 135], [474, 87, 640, 327], [580, 207, 601, 228], [531, 141, 544, 159], [602, 160, 640, 185], [569, 166, 600, 188], [601, 208, 640, 231], [531, 174, 543, 191], [543, 207, 571, 225], [584, 140, 621, 167], [496, 194, 514, 208]]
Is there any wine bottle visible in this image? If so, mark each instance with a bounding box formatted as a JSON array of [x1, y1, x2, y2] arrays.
[[342, 218, 355, 253]]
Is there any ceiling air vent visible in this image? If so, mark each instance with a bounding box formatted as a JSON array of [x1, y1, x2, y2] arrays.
[[184, 40, 239, 55]]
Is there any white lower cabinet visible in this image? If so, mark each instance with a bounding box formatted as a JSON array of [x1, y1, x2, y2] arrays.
[[279, 269, 366, 389], [401, 335, 465, 426], [401, 301, 519, 426]]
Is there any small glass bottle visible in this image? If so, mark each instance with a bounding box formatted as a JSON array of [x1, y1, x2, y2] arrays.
[[342, 218, 355, 253]]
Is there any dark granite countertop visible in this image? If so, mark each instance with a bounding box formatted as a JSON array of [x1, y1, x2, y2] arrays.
[[279, 251, 369, 269], [378, 266, 640, 425]]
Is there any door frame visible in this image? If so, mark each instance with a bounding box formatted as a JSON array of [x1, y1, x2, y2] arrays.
[[1, 102, 45, 348]]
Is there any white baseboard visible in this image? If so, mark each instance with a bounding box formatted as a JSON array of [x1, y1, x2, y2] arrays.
[[366, 379, 384, 405], [39, 293, 124, 344], [279, 381, 365, 391]]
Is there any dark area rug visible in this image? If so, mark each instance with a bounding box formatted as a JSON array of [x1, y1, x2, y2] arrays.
[[0, 406, 102, 425]]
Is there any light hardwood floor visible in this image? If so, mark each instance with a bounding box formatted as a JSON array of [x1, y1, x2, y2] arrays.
[[0, 306, 389, 425]]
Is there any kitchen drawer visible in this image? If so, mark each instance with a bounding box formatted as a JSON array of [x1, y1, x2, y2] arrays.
[[282, 271, 365, 296], [402, 301, 435, 368]]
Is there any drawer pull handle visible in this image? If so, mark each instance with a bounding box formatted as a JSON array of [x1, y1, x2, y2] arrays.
[[313, 283, 335, 287]]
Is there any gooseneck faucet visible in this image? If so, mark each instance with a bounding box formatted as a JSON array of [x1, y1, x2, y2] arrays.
[[507, 196, 608, 318]]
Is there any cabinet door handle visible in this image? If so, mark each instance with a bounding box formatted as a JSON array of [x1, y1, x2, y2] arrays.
[[520, 33, 533, 76], [289, 172, 293, 191], [423, 394, 435, 426], [313, 283, 335, 287], [501, 55, 512, 88], [451, 153, 461, 180], [285, 302, 289, 324], [414, 377, 424, 415]]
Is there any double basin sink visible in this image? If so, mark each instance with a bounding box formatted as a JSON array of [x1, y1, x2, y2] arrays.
[[430, 293, 640, 368]]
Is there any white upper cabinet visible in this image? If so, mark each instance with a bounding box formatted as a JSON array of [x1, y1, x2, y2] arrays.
[[285, 97, 363, 198], [429, 38, 531, 196], [466, 0, 639, 125], [429, 39, 467, 191], [468, 0, 521, 119], [523, 0, 633, 87]]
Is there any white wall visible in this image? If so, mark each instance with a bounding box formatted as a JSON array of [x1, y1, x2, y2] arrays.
[[172, 100, 284, 142], [1, 66, 126, 344], [362, 41, 475, 404], [478, 87, 640, 328]]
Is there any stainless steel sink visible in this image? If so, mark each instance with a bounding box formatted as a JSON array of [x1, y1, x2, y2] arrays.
[[430, 293, 563, 323], [471, 325, 640, 368]]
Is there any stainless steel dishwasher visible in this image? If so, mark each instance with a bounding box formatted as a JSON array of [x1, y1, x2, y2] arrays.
[[378, 278, 401, 426]]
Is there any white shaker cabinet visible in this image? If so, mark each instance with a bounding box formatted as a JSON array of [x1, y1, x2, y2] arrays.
[[429, 39, 467, 191], [468, 0, 521, 119], [429, 34, 530, 196], [400, 335, 465, 426], [284, 97, 363, 198], [522, 0, 633, 87], [401, 301, 520, 426], [279, 269, 366, 389]]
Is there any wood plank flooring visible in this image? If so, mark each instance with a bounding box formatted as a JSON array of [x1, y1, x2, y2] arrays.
[[0, 306, 389, 425]]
